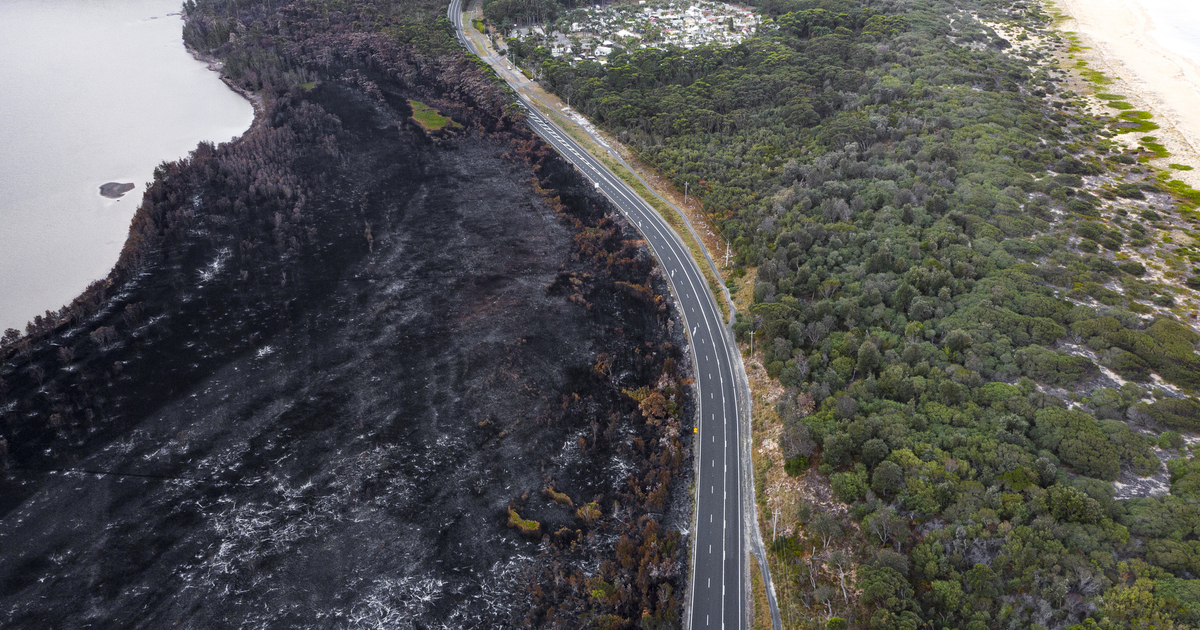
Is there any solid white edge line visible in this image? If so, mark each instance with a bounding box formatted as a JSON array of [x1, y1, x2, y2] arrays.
[[510, 90, 741, 630]]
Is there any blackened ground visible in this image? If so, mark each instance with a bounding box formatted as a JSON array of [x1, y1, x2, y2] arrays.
[[0, 82, 691, 628]]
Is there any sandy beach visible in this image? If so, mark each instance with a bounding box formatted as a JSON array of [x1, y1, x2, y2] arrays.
[[1054, 0, 1200, 188]]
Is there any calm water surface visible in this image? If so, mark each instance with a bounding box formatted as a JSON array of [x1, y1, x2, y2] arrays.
[[1133, 0, 1200, 66], [0, 0, 253, 331]]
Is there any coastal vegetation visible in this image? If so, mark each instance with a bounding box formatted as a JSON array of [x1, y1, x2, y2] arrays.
[[495, 0, 1200, 626], [4, 0, 1200, 626]]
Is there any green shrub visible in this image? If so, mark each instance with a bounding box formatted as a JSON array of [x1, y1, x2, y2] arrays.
[[831, 469, 868, 503], [784, 455, 808, 477], [1159, 431, 1185, 450], [1114, 183, 1146, 199], [1119, 261, 1147, 276], [1149, 398, 1200, 431], [1032, 407, 1121, 480], [1017, 346, 1098, 386]]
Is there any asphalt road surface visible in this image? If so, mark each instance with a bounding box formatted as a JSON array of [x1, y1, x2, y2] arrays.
[[447, 2, 749, 628]]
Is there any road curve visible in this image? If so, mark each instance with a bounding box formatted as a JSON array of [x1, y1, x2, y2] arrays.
[[446, 3, 754, 628]]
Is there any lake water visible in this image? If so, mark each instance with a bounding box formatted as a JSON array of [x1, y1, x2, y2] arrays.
[[1133, 0, 1200, 67], [0, 0, 254, 332]]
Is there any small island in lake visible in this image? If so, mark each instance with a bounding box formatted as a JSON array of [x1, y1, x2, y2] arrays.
[[98, 182, 135, 198]]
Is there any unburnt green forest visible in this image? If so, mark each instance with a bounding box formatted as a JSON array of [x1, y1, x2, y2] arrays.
[[501, 0, 1200, 627]]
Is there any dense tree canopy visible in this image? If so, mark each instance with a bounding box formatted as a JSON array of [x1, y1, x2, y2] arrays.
[[503, 0, 1200, 626]]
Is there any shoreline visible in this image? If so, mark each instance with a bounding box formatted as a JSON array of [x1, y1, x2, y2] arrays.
[[0, 1, 257, 335], [1051, 0, 1200, 188], [179, 7, 265, 124], [183, 43, 265, 125]]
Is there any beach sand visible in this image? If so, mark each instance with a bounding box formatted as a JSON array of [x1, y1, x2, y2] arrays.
[[1054, 0, 1200, 188]]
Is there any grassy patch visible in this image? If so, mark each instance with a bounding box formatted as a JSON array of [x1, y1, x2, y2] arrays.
[[299, 81, 316, 91], [408, 99, 461, 132], [507, 507, 540, 535], [1114, 110, 1161, 134], [1094, 94, 1133, 110], [1140, 136, 1170, 159], [543, 485, 573, 507], [1165, 179, 1200, 207], [750, 554, 770, 630], [1067, 57, 1114, 85], [1171, 164, 1195, 171]]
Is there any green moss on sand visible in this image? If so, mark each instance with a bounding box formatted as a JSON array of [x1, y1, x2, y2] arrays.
[[1114, 110, 1160, 134]]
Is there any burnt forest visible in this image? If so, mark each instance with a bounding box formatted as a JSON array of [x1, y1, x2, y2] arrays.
[[0, 1, 692, 628]]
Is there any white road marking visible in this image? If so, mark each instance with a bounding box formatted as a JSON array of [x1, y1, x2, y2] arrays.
[[486, 67, 742, 630]]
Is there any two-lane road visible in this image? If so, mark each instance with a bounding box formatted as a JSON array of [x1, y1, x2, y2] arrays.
[[446, 2, 749, 628], [523, 109, 744, 630]]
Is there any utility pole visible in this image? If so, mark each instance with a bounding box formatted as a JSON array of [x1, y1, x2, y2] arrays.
[[724, 240, 731, 267], [683, 181, 688, 206], [749, 330, 755, 357]]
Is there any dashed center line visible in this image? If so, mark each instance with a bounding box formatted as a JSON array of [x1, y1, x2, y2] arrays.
[[492, 72, 740, 630]]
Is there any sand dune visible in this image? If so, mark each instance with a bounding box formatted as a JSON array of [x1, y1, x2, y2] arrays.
[[1055, 0, 1200, 187]]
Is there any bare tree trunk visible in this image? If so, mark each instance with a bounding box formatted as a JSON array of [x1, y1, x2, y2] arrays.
[[838, 566, 848, 603], [808, 551, 818, 589]]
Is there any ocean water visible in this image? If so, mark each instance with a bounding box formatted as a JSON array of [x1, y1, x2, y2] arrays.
[[0, 0, 253, 332], [1132, 0, 1200, 66]]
